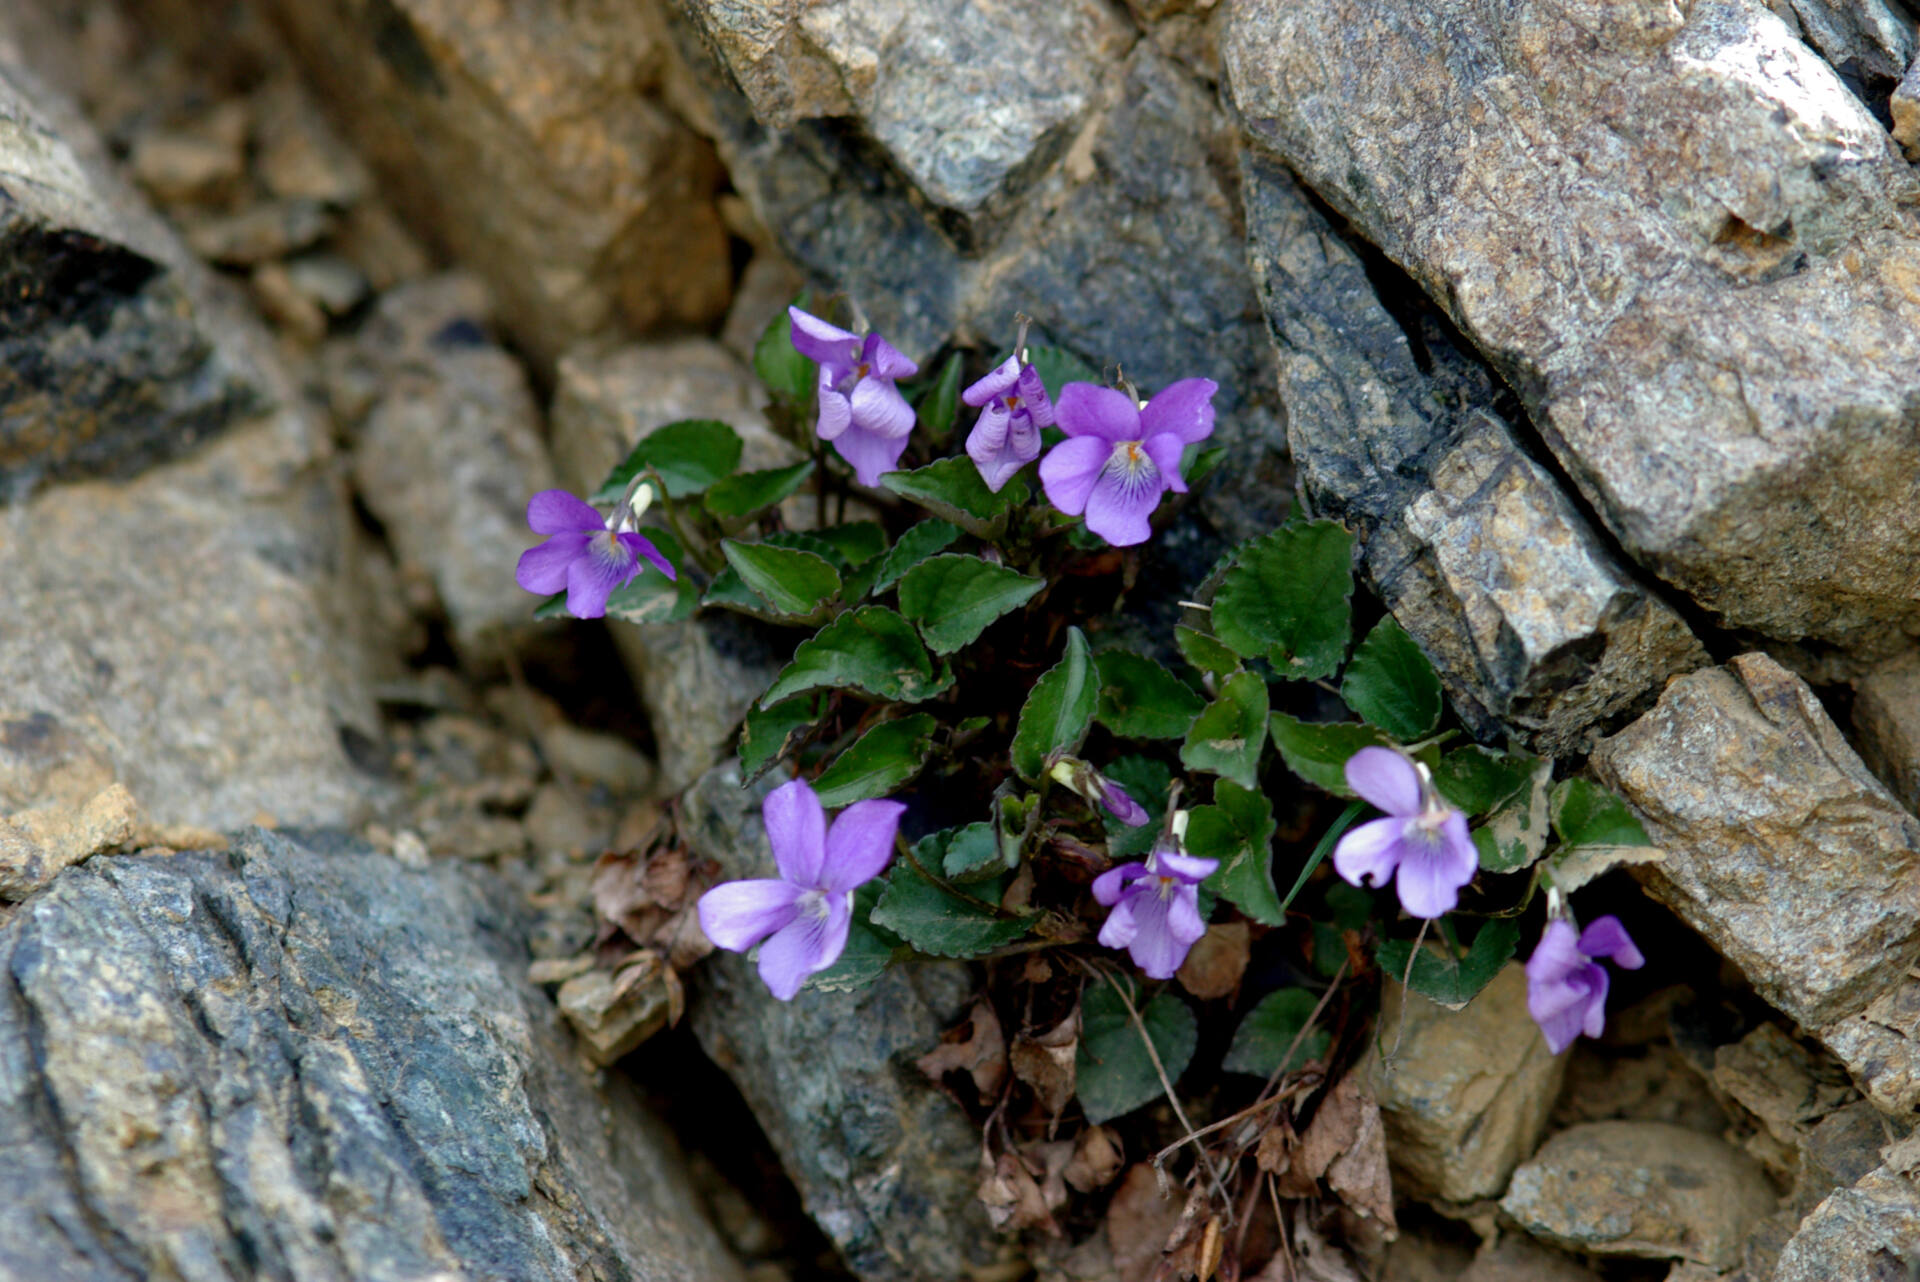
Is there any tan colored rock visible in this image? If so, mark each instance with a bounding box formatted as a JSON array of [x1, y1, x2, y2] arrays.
[[1499, 1121, 1777, 1268], [557, 958, 675, 1067], [1854, 647, 1920, 814], [1367, 964, 1567, 1202], [258, 0, 731, 369], [0, 783, 140, 900], [1462, 1236, 1603, 1282], [1226, 0, 1920, 649], [1773, 1162, 1920, 1281], [1591, 654, 1920, 1033]]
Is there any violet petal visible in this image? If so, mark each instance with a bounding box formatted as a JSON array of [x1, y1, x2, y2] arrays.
[[1156, 850, 1220, 884], [830, 422, 911, 488], [697, 879, 803, 952], [1015, 365, 1055, 428], [1092, 862, 1151, 906], [618, 531, 677, 581], [963, 355, 1021, 408], [1096, 891, 1142, 949], [849, 376, 916, 439], [1138, 378, 1218, 444], [1142, 432, 1188, 495], [789, 306, 860, 365], [1056, 383, 1141, 442], [861, 332, 919, 381], [756, 893, 851, 1001], [1578, 915, 1644, 969], [1393, 836, 1472, 919], [516, 532, 591, 594], [1039, 435, 1110, 515], [763, 778, 828, 887], [816, 383, 853, 441], [1084, 450, 1163, 547], [528, 489, 608, 535], [1344, 747, 1422, 817], [564, 545, 635, 619], [1332, 815, 1405, 889], [1124, 892, 1186, 979], [820, 798, 907, 892]]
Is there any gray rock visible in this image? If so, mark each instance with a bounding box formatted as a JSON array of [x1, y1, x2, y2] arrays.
[[674, 15, 1290, 542], [1499, 1121, 1778, 1268], [1773, 1163, 1920, 1281], [1367, 964, 1568, 1202], [342, 273, 558, 665], [1854, 647, 1920, 814], [1768, 0, 1915, 86], [0, 827, 745, 1282], [1225, 0, 1920, 650], [680, 763, 1009, 1282], [255, 0, 732, 370], [1591, 654, 1920, 1040], [1244, 154, 1708, 752], [683, 0, 1130, 221], [0, 48, 266, 498]]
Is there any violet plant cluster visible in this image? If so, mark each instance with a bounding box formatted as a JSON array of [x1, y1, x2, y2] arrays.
[[514, 291, 1663, 1124]]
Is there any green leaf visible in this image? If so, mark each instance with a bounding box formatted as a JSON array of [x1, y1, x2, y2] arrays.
[[896, 554, 1045, 655], [1102, 755, 1171, 859], [1376, 919, 1521, 1011], [753, 294, 815, 405], [1432, 747, 1540, 816], [1010, 626, 1097, 781], [881, 456, 1026, 538], [1278, 801, 1365, 917], [1096, 650, 1206, 740], [1268, 713, 1392, 795], [1175, 625, 1241, 680], [867, 519, 963, 597], [704, 460, 815, 519], [1180, 670, 1270, 790], [757, 529, 854, 570], [1212, 521, 1355, 680], [1340, 617, 1442, 740], [761, 607, 946, 706], [803, 881, 902, 994], [1474, 758, 1554, 872], [1222, 989, 1331, 1077], [1027, 345, 1101, 402], [1551, 778, 1652, 849], [1184, 445, 1227, 490], [739, 692, 824, 782], [1191, 781, 1283, 925], [593, 419, 743, 501], [533, 592, 568, 620], [813, 522, 888, 568], [870, 859, 1029, 957], [914, 352, 964, 441], [809, 714, 938, 807], [603, 526, 698, 624], [925, 821, 1015, 883], [1076, 980, 1198, 1125], [720, 539, 842, 617]]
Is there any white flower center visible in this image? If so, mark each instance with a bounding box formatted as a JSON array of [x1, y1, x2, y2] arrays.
[[1100, 440, 1159, 499], [796, 888, 831, 921]]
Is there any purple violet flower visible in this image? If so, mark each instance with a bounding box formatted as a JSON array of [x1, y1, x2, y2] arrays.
[[963, 354, 1054, 492], [1038, 378, 1217, 547], [789, 305, 920, 487], [1093, 844, 1219, 979], [1331, 746, 1477, 919], [515, 488, 675, 619], [1525, 916, 1644, 1053], [696, 778, 904, 1001]]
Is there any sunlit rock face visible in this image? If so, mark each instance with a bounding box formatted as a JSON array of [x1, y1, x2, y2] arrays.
[[1227, 0, 1920, 652]]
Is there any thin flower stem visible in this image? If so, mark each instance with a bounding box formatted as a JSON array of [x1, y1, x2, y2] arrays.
[[648, 469, 721, 576], [1075, 958, 1234, 1220], [1383, 917, 1432, 1070]]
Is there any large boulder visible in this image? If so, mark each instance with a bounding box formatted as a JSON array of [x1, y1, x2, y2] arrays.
[[1226, 0, 1920, 650], [1592, 652, 1920, 1113], [1244, 153, 1707, 752], [0, 828, 746, 1282], [253, 0, 733, 368]]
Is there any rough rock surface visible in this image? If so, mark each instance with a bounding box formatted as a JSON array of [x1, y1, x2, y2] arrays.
[[1773, 1161, 1920, 1281], [1592, 653, 1920, 1110], [552, 339, 793, 793], [675, 13, 1290, 541], [1855, 647, 1920, 813], [680, 763, 1008, 1282], [0, 828, 745, 1282], [1226, 0, 1920, 649], [256, 0, 732, 368], [1368, 964, 1567, 1202], [1462, 1235, 1606, 1282], [338, 273, 557, 663], [1499, 1121, 1777, 1267], [0, 45, 267, 497], [1245, 154, 1708, 753]]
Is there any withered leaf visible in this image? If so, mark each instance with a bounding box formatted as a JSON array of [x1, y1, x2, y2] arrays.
[[1010, 1009, 1079, 1122], [1106, 1164, 1187, 1282], [1299, 1074, 1396, 1234], [978, 1151, 1058, 1235], [1177, 921, 1250, 1000], [1064, 1123, 1124, 1193], [916, 1000, 1009, 1097]]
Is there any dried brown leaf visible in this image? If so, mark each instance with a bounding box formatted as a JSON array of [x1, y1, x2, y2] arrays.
[[1064, 1124, 1124, 1193], [916, 1000, 1009, 1097], [1298, 1075, 1395, 1234], [1107, 1164, 1187, 1282], [1025, 1139, 1076, 1214], [1011, 1009, 1080, 1121], [979, 1151, 1058, 1235], [1177, 922, 1250, 1001], [1254, 1125, 1294, 1177]]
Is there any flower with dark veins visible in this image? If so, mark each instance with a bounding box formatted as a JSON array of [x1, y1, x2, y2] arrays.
[[1048, 755, 1149, 826], [1331, 746, 1476, 919], [1092, 839, 1219, 979], [788, 305, 919, 487], [1525, 915, 1644, 1053], [696, 778, 904, 1000], [963, 354, 1054, 492], [514, 487, 675, 619], [1038, 377, 1216, 546]]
